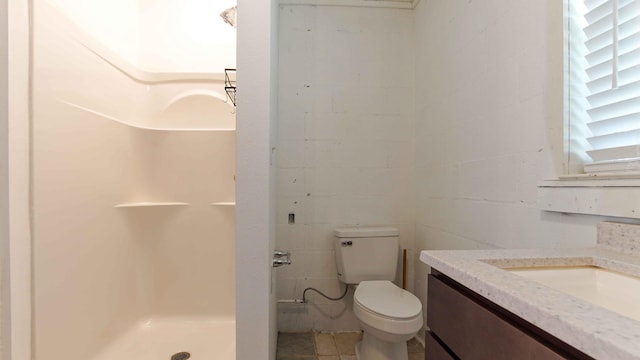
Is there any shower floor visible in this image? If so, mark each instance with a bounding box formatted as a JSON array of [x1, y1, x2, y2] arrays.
[[93, 317, 235, 360]]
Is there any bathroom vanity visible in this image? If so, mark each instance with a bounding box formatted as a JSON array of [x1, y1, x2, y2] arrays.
[[426, 270, 590, 359], [420, 222, 640, 360]]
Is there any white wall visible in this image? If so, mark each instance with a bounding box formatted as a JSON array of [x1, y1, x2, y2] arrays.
[[49, 0, 236, 73], [412, 0, 631, 334], [235, 0, 279, 357], [0, 0, 8, 355], [276, 5, 415, 331], [4, 0, 31, 359], [139, 0, 236, 72]]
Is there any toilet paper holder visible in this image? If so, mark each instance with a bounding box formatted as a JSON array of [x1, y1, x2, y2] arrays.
[[272, 250, 291, 267]]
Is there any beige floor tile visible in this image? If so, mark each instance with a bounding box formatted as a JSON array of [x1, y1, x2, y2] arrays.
[[315, 332, 338, 355], [318, 356, 340, 360], [339, 356, 357, 360], [276, 332, 315, 357], [407, 338, 425, 353], [334, 332, 362, 355]]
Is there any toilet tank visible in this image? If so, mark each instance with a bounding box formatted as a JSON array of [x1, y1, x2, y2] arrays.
[[334, 227, 399, 284]]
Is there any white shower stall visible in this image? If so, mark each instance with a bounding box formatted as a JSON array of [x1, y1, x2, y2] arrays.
[[31, 0, 237, 358]]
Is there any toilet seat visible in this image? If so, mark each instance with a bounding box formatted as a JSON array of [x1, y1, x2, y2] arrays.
[[353, 281, 423, 336], [354, 281, 422, 319]]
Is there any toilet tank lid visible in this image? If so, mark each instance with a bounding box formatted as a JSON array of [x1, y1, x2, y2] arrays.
[[334, 227, 399, 238]]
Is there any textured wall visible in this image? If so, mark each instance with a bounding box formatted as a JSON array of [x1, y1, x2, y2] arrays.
[[275, 0, 640, 338], [276, 5, 415, 331], [412, 0, 618, 334]]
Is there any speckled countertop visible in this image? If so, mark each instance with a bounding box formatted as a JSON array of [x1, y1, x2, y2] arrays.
[[420, 222, 640, 360]]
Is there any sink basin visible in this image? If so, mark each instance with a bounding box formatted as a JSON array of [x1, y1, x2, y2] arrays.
[[507, 266, 640, 322]]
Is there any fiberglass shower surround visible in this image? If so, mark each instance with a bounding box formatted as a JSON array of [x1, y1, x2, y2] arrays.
[[32, 1, 237, 359]]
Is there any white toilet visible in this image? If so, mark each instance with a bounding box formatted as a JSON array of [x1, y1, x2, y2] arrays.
[[334, 227, 423, 360]]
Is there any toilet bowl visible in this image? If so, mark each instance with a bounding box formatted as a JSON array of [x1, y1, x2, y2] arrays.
[[353, 281, 423, 360]]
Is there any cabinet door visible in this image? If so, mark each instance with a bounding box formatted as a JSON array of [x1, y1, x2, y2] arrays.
[[426, 332, 456, 360], [427, 274, 567, 360]]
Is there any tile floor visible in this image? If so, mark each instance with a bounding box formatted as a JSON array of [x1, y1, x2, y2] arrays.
[[276, 331, 425, 360]]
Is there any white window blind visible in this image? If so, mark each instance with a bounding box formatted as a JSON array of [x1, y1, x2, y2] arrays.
[[579, 0, 640, 174]]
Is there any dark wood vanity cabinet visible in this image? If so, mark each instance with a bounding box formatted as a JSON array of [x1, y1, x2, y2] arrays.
[[425, 272, 593, 360]]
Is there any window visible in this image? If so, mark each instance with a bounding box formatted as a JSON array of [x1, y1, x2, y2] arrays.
[[537, 0, 640, 219], [567, 0, 640, 176]]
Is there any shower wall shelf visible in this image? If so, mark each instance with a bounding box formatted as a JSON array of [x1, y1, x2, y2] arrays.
[[211, 202, 236, 206], [224, 68, 236, 107], [114, 202, 190, 208]]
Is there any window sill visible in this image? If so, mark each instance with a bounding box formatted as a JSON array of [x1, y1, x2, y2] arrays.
[[538, 178, 640, 219]]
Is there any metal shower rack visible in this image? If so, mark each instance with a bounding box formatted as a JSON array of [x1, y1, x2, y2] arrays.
[[225, 68, 237, 107]]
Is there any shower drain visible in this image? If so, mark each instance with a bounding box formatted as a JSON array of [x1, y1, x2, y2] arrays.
[[171, 352, 191, 360]]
